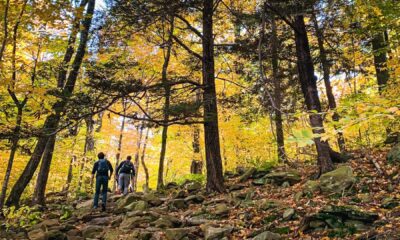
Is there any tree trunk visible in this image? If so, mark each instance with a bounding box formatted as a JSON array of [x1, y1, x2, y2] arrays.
[[5, 0, 95, 207], [114, 114, 126, 191], [0, 106, 23, 212], [293, 15, 334, 175], [191, 125, 203, 174], [32, 134, 56, 205], [157, 16, 174, 190], [78, 116, 95, 191], [311, 12, 345, 152], [140, 127, 150, 191], [134, 124, 144, 191], [270, 17, 286, 163], [64, 155, 76, 192], [202, 0, 225, 192], [372, 31, 389, 93], [0, 0, 10, 64]]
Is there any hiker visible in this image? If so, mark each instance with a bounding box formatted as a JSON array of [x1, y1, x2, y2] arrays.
[[116, 155, 135, 195], [91, 152, 113, 211]]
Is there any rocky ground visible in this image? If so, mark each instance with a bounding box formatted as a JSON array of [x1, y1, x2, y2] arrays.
[[2, 147, 400, 240]]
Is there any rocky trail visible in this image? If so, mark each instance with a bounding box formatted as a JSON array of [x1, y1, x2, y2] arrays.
[[2, 148, 400, 240]]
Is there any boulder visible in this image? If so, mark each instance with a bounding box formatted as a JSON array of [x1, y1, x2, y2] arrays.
[[319, 165, 355, 194], [152, 218, 174, 228], [186, 182, 202, 193], [47, 230, 67, 240], [174, 190, 187, 199], [229, 184, 246, 191], [28, 229, 46, 240], [89, 216, 113, 226], [213, 203, 229, 216], [252, 231, 281, 240], [81, 225, 103, 239], [143, 193, 163, 207], [116, 193, 142, 209], [125, 200, 148, 211], [252, 178, 267, 186], [120, 216, 153, 229], [264, 170, 301, 185], [258, 199, 285, 211], [165, 228, 190, 240], [184, 194, 205, 204], [203, 226, 233, 240], [387, 144, 400, 164], [169, 199, 187, 210], [282, 208, 295, 220], [303, 180, 320, 194], [76, 199, 92, 209], [239, 167, 256, 182], [165, 182, 179, 189], [300, 205, 378, 233]]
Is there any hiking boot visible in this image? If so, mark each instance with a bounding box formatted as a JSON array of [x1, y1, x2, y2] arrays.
[[101, 205, 106, 212]]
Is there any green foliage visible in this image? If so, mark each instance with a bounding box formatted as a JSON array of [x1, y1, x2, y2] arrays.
[[3, 205, 42, 229], [60, 205, 73, 220], [176, 174, 205, 185]]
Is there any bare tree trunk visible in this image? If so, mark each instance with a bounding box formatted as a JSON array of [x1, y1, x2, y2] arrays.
[[6, 0, 95, 207], [203, 0, 225, 192], [133, 124, 144, 191], [78, 116, 95, 192], [270, 17, 286, 163], [311, 12, 345, 152], [65, 155, 76, 192], [0, 106, 23, 213], [372, 31, 389, 93], [140, 127, 150, 190], [114, 114, 126, 191], [293, 15, 334, 175], [190, 125, 203, 174], [0, 0, 10, 64], [32, 134, 56, 205], [157, 16, 174, 190]]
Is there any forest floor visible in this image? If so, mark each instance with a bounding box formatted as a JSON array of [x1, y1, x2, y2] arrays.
[[2, 147, 400, 240]]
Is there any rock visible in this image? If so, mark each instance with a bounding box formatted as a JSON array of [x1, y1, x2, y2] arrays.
[[169, 199, 187, 210], [186, 182, 202, 193], [125, 200, 148, 211], [239, 167, 256, 182], [303, 180, 320, 194], [229, 184, 246, 191], [213, 203, 229, 216], [152, 217, 177, 228], [81, 225, 103, 239], [319, 165, 355, 194], [258, 199, 284, 210], [252, 178, 267, 186], [143, 193, 163, 207], [66, 229, 81, 237], [252, 231, 281, 240], [28, 229, 47, 240], [120, 216, 153, 229], [224, 171, 236, 178], [203, 226, 233, 240], [47, 230, 67, 240], [300, 205, 379, 233], [89, 216, 113, 226], [381, 197, 400, 209], [294, 192, 303, 202], [281, 181, 290, 188], [283, 208, 295, 220], [184, 194, 205, 204], [385, 132, 400, 145], [165, 228, 190, 240], [174, 190, 187, 199], [344, 220, 368, 231], [387, 144, 400, 164], [166, 182, 179, 189], [76, 199, 92, 209], [36, 219, 60, 230], [264, 170, 301, 185], [116, 193, 142, 209]]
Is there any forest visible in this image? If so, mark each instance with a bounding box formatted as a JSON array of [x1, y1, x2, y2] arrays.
[[0, 0, 399, 239]]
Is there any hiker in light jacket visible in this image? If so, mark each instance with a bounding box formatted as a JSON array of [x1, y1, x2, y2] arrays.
[[91, 152, 113, 211], [116, 156, 135, 195]]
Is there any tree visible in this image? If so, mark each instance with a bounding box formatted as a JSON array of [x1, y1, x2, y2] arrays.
[[6, 0, 96, 206], [202, 0, 225, 192]]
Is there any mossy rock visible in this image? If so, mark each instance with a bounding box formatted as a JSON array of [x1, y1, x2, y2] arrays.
[[319, 166, 355, 194], [264, 170, 301, 185], [387, 144, 400, 164]]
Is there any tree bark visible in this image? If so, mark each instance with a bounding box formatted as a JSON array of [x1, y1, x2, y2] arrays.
[[65, 155, 76, 192], [270, 17, 286, 163], [157, 16, 174, 190], [78, 116, 95, 191], [32, 134, 56, 205], [372, 31, 389, 93], [293, 15, 334, 175], [202, 0, 225, 192], [5, 0, 95, 206], [134, 124, 144, 191], [114, 114, 126, 191], [140, 127, 150, 191], [311, 12, 345, 152], [0, 0, 10, 64]]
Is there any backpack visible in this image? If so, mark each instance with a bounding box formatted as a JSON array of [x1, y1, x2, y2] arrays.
[[97, 159, 109, 175], [120, 161, 134, 174]]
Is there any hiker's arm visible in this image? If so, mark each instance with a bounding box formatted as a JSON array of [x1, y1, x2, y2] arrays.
[[115, 162, 122, 177], [108, 161, 114, 178], [90, 162, 97, 185]]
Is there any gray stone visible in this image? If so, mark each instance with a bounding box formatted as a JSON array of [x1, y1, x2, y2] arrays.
[[81, 225, 103, 239], [165, 228, 190, 240], [28, 229, 46, 240], [319, 166, 355, 194], [252, 231, 281, 240], [184, 194, 205, 204], [186, 182, 202, 193], [387, 144, 400, 164], [239, 167, 256, 182], [303, 180, 320, 194], [214, 203, 229, 216], [283, 208, 295, 220], [204, 226, 233, 240], [89, 216, 113, 226], [169, 199, 187, 210], [264, 170, 301, 185], [143, 193, 163, 207]]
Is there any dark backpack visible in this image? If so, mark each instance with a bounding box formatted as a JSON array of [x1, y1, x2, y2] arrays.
[[120, 161, 134, 175], [97, 159, 109, 175]]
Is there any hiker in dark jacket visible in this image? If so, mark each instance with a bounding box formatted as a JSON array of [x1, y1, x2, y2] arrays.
[[116, 156, 135, 195], [91, 152, 113, 211]]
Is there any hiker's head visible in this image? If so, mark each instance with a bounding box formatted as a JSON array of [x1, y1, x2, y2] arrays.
[[127, 156, 132, 161], [98, 152, 105, 159]]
